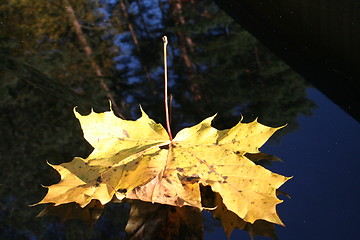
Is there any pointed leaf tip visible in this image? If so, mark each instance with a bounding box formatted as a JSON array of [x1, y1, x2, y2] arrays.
[[73, 106, 79, 117], [203, 113, 217, 124], [139, 105, 146, 115], [108, 99, 112, 110], [138, 105, 151, 121], [239, 114, 244, 123]]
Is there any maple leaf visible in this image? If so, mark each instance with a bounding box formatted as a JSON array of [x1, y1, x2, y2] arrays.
[[37, 107, 290, 225]]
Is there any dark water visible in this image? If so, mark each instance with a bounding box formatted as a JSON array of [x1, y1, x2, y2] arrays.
[[0, 1, 358, 239]]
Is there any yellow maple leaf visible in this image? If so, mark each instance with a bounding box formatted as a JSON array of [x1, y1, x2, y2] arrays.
[[37, 107, 291, 225]]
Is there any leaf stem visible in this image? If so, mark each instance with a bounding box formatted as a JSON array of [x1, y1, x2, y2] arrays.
[[163, 36, 173, 140]]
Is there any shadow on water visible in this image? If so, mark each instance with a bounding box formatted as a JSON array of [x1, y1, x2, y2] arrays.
[[0, 0, 315, 239]]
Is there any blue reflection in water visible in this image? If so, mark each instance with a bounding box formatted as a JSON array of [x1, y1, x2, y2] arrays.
[[260, 88, 360, 240]]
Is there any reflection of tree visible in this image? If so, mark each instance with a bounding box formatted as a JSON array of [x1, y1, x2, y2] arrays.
[[63, 0, 124, 118], [1, 0, 127, 238], [169, 0, 201, 100], [0, 0, 123, 109], [113, 0, 314, 135], [174, 1, 314, 135]]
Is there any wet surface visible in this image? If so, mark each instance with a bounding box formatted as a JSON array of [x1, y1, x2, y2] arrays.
[[0, 0, 358, 239]]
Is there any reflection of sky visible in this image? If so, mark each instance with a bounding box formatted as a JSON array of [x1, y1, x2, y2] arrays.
[[115, 33, 177, 87], [128, 0, 165, 31], [115, 33, 140, 80], [272, 88, 360, 240], [204, 87, 360, 239], [110, 0, 177, 87]]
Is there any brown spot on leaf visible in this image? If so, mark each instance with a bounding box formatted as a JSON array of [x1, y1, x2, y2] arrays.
[[159, 144, 169, 150], [122, 130, 130, 138], [176, 197, 185, 206], [96, 176, 101, 183], [176, 167, 184, 172], [117, 189, 127, 193], [182, 174, 200, 184]]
